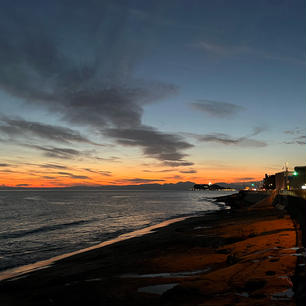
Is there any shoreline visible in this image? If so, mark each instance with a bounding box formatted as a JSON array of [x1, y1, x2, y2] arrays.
[[0, 191, 305, 305], [0, 216, 189, 282], [0, 192, 232, 281], [0, 189, 233, 276]]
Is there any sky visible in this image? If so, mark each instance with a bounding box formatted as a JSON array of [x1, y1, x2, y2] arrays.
[[0, 0, 305, 187]]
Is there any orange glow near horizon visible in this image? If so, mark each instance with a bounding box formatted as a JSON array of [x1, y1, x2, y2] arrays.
[[0, 164, 266, 188]]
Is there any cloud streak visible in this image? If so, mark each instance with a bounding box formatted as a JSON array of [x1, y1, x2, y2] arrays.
[[196, 133, 266, 147], [26, 145, 82, 159], [283, 135, 306, 145], [57, 172, 90, 180], [83, 168, 112, 177], [283, 127, 306, 145], [115, 178, 165, 184], [180, 169, 197, 174], [191, 100, 245, 118], [39, 164, 70, 170], [194, 40, 305, 64], [193, 128, 267, 147], [0, 117, 97, 145], [162, 161, 194, 167], [105, 127, 193, 162]]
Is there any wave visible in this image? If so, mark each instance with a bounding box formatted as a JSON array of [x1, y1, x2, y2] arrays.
[[0, 220, 91, 240]]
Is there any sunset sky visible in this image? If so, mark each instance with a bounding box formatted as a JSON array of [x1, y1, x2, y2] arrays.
[[0, 0, 305, 187]]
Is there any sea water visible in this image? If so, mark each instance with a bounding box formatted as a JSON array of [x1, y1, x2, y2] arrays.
[[0, 189, 234, 272]]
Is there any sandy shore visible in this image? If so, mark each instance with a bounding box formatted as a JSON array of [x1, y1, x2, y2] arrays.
[[0, 191, 305, 306]]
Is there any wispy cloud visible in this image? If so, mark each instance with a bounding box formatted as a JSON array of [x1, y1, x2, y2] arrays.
[[0, 117, 98, 145], [26, 145, 82, 159], [142, 169, 174, 173], [283, 135, 306, 145], [283, 127, 304, 135], [57, 172, 90, 180], [179, 169, 197, 174], [115, 178, 165, 184], [194, 40, 305, 64], [191, 100, 245, 118], [196, 133, 266, 147], [165, 175, 183, 180], [83, 168, 112, 176], [193, 127, 267, 147], [283, 127, 306, 145], [161, 161, 194, 167], [39, 163, 70, 170]]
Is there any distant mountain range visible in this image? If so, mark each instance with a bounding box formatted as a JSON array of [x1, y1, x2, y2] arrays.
[[1, 181, 261, 191]]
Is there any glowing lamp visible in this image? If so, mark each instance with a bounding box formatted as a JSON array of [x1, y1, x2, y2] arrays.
[[293, 171, 298, 176]]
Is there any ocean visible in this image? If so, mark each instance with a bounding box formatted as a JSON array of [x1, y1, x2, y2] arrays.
[[0, 189, 234, 272]]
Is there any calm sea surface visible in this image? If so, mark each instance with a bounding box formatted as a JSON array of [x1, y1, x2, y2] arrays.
[[0, 189, 234, 272]]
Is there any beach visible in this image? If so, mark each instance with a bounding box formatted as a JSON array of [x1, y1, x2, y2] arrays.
[[0, 191, 305, 306]]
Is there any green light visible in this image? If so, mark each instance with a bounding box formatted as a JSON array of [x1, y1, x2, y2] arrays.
[[251, 183, 255, 186], [293, 171, 298, 176]]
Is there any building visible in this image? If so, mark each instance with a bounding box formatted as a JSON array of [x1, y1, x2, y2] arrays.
[[275, 171, 294, 190], [263, 174, 275, 190], [268, 166, 306, 191], [290, 166, 306, 189]]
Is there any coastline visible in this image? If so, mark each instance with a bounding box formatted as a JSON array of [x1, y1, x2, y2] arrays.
[[0, 216, 188, 282], [0, 191, 305, 306]]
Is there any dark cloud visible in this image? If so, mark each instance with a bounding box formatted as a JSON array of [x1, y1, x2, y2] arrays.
[[191, 100, 245, 118], [283, 128, 302, 135], [95, 156, 121, 162], [105, 126, 193, 162], [83, 168, 112, 176], [0, 117, 98, 145], [237, 177, 255, 181], [194, 40, 304, 64], [283, 128, 306, 145], [283, 135, 306, 145], [57, 172, 90, 179], [116, 178, 165, 184], [162, 161, 194, 167], [0, 3, 192, 163], [284, 128, 305, 135], [196, 133, 266, 147], [40, 163, 70, 170], [0, 163, 9, 167], [26, 145, 81, 159], [16, 184, 29, 187], [194, 128, 267, 147], [165, 175, 183, 180], [180, 169, 197, 174]]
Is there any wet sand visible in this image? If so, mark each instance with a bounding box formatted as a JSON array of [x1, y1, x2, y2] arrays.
[[0, 192, 304, 306]]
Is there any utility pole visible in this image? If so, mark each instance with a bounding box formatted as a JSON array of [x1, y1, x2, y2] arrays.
[[285, 162, 289, 190]]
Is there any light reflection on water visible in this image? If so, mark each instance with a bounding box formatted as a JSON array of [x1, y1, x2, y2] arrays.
[[0, 189, 234, 272]]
